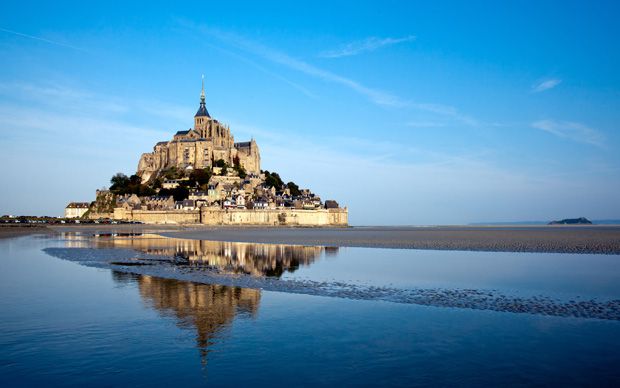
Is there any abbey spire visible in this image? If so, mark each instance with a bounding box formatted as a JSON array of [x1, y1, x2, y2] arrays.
[[195, 75, 211, 118]]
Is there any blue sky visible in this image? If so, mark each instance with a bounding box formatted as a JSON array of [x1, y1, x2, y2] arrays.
[[1, 1, 619, 225]]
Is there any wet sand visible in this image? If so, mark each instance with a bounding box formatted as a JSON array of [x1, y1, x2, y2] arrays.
[[44, 245, 620, 320], [158, 225, 620, 254], [0, 225, 53, 239], [45, 224, 620, 254]]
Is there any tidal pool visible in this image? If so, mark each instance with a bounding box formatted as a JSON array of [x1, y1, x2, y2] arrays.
[[1, 233, 620, 386]]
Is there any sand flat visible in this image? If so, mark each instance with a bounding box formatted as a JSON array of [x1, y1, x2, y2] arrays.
[[0, 225, 53, 239], [157, 225, 620, 254], [44, 224, 620, 254]]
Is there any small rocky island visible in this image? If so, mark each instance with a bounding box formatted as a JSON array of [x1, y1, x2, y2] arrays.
[[75, 80, 348, 226], [548, 217, 593, 225]]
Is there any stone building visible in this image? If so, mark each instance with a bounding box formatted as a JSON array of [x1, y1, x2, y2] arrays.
[[64, 202, 90, 218], [137, 78, 261, 183]]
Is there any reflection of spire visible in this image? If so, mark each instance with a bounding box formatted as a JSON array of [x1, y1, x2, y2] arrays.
[[112, 273, 260, 367]]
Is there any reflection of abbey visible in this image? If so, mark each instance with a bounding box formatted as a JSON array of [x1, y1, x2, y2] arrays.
[[137, 78, 260, 183], [112, 271, 260, 366], [99, 235, 327, 277]]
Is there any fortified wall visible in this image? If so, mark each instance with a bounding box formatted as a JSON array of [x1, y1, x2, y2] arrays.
[[113, 207, 348, 226]]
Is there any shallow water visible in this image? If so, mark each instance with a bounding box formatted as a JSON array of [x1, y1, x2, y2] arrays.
[[2, 233, 620, 386]]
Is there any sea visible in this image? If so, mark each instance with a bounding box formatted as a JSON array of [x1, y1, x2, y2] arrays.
[[1, 231, 619, 386]]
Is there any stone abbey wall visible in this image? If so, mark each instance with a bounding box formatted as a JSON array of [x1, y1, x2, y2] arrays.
[[136, 91, 261, 184], [113, 207, 348, 226]]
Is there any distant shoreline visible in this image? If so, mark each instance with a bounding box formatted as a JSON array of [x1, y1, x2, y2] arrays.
[[36, 224, 620, 255], [0, 225, 54, 239]]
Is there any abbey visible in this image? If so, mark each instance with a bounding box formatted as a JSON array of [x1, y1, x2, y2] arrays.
[[137, 79, 260, 183], [85, 79, 348, 226]]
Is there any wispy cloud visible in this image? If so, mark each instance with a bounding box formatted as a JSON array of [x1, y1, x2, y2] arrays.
[[195, 27, 405, 107], [532, 119, 605, 147], [199, 40, 319, 99], [184, 24, 478, 126], [411, 103, 479, 126], [405, 121, 446, 128], [0, 26, 86, 52], [0, 81, 191, 124], [532, 78, 561, 93], [319, 35, 416, 58], [0, 105, 154, 142]]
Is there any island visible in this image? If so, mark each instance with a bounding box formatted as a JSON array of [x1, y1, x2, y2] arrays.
[[548, 217, 593, 225], [74, 79, 348, 226]]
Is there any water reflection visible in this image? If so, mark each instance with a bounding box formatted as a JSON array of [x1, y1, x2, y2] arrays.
[[112, 271, 260, 365], [98, 234, 331, 277], [43, 233, 620, 321]]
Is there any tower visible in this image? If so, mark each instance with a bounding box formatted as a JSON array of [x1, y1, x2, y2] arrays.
[[194, 75, 211, 130]]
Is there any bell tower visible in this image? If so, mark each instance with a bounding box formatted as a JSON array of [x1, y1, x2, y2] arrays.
[[194, 75, 211, 131]]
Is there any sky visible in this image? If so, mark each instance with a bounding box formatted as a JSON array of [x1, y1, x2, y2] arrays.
[[0, 1, 619, 225]]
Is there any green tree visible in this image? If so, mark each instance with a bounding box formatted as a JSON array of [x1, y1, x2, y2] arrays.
[[172, 186, 189, 201], [129, 174, 141, 185], [264, 171, 284, 188], [163, 166, 182, 180], [110, 173, 130, 193], [109, 172, 155, 196], [189, 168, 212, 187], [286, 181, 301, 197], [236, 166, 247, 179], [234, 163, 247, 179], [158, 188, 173, 197], [139, 185, 156, 196]]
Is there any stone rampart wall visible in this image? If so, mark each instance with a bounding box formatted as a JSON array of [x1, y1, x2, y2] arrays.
[[113, 207, 348, 226], [200, 208, 348, 226], [114, 208, 200, 224]]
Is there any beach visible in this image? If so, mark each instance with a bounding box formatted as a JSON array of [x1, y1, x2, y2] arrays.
[[0, 225, 53, 239], [43, 224, 620, 254]]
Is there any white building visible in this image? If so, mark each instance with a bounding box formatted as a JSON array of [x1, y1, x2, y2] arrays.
[[65, 202, 90, 218]]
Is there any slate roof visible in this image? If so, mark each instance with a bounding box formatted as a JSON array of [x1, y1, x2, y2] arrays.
[[66, 202, 90, 208], [195, 102, 211, 118]]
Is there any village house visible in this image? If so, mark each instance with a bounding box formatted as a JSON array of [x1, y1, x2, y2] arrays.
[[64, 202, 90, 218], [207, 185, 219, 203], [143, 195, 174, 210], [188, 190, 209, 201], [253, 198, 269, 209], [235, 194, 246, 209], [162, 178, 189, 189], [175, 199, 198, 211]]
